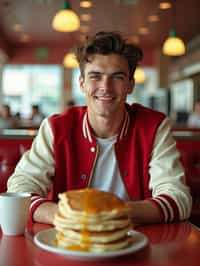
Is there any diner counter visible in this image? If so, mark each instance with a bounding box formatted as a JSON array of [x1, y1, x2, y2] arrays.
[[0, 127, 200, 140], [0, 221, 200, 266], [0, 128, 200, 140], [0, 129, 37, 139], [173, 130, 200, 140]]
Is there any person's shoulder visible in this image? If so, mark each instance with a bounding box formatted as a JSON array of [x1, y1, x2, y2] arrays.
[[128, 103, 166, 119], [49, 106, 87, 124], [188, 113, 198, 119]]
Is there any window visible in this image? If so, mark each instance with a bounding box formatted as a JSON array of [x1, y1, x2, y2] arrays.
[[171, 79, 194, 112], [72, 68, 86, 105], [2, 65, 62, 118]]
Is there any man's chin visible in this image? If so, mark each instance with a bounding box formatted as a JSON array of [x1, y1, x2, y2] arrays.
[[95, 108, 115, 118]]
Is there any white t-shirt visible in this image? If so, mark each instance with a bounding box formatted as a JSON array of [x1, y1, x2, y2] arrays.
[[89, 135, 129, 200]]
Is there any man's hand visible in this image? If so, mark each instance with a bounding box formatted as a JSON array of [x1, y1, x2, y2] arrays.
[[33, 201, 58, 224], [125, 200, 162, 225]]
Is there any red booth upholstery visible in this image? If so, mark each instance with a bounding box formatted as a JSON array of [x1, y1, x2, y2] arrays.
[[175, 138, 200, 226], [0, 138, 33, 192]]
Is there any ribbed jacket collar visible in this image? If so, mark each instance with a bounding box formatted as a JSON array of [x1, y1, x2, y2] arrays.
[[82, 109, 130, 143]]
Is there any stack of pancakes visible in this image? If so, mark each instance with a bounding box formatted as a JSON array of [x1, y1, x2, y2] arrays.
[[53, 188, 132, 252]]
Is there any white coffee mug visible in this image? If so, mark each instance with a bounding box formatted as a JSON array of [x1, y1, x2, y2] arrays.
[[0, 192, 31, 236]]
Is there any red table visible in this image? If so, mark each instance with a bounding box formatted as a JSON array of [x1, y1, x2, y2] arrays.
[[0, 221, 200, 266]]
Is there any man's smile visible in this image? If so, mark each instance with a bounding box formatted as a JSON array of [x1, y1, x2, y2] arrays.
[[94, 95, 116, 101]]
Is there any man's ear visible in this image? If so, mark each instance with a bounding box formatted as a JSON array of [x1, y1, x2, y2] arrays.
[[79, 76, 85, 93], [127, 78, 135, 94]]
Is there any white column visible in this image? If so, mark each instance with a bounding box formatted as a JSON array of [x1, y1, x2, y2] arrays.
[[60, 67, 72, 111]]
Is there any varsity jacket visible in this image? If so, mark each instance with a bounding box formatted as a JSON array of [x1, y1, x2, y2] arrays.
[[7, 104, 192, 223], [50, 103, 191, 222]]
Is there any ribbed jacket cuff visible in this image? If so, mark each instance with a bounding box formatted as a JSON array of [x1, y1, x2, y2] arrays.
[[147, 195, 179, 223], [30, 195, 50, 223]]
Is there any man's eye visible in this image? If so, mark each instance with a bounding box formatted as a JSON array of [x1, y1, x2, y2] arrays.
[[90, 75, 101, 80], [113, 75, 124, 80]]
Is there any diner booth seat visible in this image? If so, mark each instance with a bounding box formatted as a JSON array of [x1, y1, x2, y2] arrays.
[[0, 138, 33, 193], [173, 128, 200, 227], [176, 140, 200, 226]]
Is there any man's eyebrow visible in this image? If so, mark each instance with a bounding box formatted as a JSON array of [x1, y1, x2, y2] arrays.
[[112, 71, 127, 76], [87, 71, 128, 76], [88, 71, 102, 75]]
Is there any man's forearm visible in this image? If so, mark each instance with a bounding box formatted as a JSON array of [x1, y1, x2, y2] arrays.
[[125, 200, 162, 224], [33, 199, 162, 225], [33, 202, 58, 224]]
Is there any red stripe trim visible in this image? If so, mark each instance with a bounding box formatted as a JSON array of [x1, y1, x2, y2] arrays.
[[146, 198, 165, 222], [156, 196, 173, 222], [82, 110, 130, 141], [82, 113, 87, 139], [85, 117, 92, 142], [158, 194, 180, 221], [29, 197, 49, 223], [124, 114, 130, 136], [31, 195, 41, 202], [119, 112, 128, 139]]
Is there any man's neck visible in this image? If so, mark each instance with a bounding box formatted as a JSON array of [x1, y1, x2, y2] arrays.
[[88, 111, 125, 138]]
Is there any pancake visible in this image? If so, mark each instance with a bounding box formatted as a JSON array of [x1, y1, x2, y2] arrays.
[[53, 188, 132, 252], [54, 211, 130, 231], [57, 189, 129, 220], [55, 226, 130, 243], [56, 233, 131, 252]]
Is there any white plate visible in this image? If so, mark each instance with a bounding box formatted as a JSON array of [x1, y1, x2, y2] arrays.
[[34, 228, 148, 260]]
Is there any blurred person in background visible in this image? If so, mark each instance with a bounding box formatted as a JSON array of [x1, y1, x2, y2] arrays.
[[66, 99, 75, 108], [0, 104, 17, 129], [29, 104, 45, 127], [188, 99, 200, 128]]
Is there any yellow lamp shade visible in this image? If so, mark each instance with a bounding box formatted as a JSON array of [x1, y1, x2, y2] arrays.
[[162, 34, 186, 56], [63, 53, 79, 68], [80, 1, 92, 8], [134, 67, 146, 84], [52, 9, 80, 32]]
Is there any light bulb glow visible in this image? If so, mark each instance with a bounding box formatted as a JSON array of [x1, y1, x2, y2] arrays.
[[52, 9, 80, 32], [159, 2, 172, 9], [63, 53, 79, 68], [148, 15, 159, 22], [134, 67, 146, 84], [80, 1, 92, 8], [80, 14, 91, 21], [163, 36, 186, 56]]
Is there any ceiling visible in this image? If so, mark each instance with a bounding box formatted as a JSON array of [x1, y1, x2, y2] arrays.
[[0, 0, 200, 54]]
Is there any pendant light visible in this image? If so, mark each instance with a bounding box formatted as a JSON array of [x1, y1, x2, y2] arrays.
[[52, 0, 80, 32], [162, 1, 185, 56], [63, 52, 79, 68], [134, 67, 146, 84], [162, 29, 186, 56]]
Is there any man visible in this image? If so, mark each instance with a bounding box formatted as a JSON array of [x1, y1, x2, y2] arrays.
[[188, 99, 200, 127], [7, 32, 192, 225], [0, 104, 17, 129], [30, 104, 45, 127]]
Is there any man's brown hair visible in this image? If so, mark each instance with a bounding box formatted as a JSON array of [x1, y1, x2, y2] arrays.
[[76, 31, 143, 80]]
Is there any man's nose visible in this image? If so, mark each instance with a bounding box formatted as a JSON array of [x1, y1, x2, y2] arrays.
[[100, 77, 112, 90]]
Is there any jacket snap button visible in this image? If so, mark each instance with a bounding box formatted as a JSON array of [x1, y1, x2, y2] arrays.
[[81, 174, 87, 180], [90, 147, 96, 152]]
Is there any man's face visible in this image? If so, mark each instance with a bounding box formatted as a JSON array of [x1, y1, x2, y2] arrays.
[[79, 53, 134, 119]]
